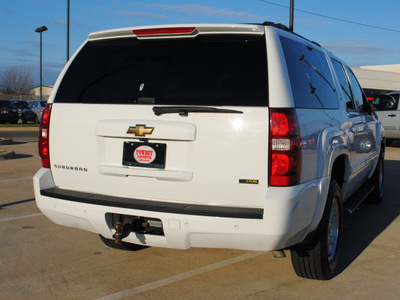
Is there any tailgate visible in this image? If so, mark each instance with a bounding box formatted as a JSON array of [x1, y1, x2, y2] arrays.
[[49, 104, 269, 208]]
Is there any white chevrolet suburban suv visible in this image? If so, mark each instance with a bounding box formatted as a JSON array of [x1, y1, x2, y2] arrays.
[[34, 22, 385, 280]]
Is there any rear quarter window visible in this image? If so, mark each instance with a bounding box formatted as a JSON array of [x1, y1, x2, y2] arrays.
[[331, 59, 355, 110], [280, 36, 338, 109]]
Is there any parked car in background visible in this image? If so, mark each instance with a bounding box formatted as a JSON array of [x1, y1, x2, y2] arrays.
[[20, 102, 37, 124], [373, 92, 399, 145], [24, 100, 47, 124], [12, 100, 30, 123], [0, 100, 19, 124], [12, 100, 29, 110]]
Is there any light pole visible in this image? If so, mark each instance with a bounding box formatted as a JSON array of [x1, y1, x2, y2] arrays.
[[67, 0, 70, 62], [35, 26, 48, 100]]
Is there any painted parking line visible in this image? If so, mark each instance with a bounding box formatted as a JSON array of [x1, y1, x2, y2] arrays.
[[0, 177, 32, 184], [0, 213, 43, 223], [98, 251, 265, 300]]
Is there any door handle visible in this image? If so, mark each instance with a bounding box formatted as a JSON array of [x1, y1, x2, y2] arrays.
[[388, 114, 396, 117]]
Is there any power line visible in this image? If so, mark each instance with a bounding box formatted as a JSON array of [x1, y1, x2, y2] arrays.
[[257, 0, 400, 33]]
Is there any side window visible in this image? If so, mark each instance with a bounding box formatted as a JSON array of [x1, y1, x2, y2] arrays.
[[280, 36, 338, 109], [331, 59, 354, 110], [346, 68, 365, 112], [389, 93, 400, 103], [3, 101, 12, 108], [373, 95, 398, 111], [387, 93, 400, 110]]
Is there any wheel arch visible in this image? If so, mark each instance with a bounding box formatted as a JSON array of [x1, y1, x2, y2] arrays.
[[330, 154, 349, 190], [300, 152, 348, 246]]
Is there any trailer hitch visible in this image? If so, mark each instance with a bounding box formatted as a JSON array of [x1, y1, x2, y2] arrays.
[[112, 221, 131, 244]]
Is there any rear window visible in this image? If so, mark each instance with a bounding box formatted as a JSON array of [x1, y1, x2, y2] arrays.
[[280, 37, 338, 109], [0, 101, 13, 108], [55, 34, 268, 106]]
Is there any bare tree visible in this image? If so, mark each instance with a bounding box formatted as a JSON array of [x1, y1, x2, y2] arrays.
[[0, 66, 34, 95]]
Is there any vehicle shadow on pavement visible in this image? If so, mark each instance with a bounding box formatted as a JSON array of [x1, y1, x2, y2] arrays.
[[337, 159, 400, 275], [12, 154, 33, 159], [12, 140, 38, 144], [8, 141, 27, 145], [0, 198, 35, 210]]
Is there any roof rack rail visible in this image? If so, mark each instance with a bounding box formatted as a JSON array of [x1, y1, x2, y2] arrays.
[[262, 21, 291, 32], [261, 21, 323, 50], [311, 41, 321, 47]]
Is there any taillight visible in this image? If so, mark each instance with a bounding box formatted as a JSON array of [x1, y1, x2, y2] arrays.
[[39, 104, 52, 168], [269, 108, 302, 186], [133, 27, 196, 36]]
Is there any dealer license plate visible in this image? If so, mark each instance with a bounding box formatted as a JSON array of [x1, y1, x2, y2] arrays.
[[122, 142, 166, 169]]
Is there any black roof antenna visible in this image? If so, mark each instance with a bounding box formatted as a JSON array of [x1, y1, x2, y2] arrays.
[[289, 0, 294, 32]]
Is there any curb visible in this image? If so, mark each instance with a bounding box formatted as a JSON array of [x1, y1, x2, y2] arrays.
[[0, 138, 13, 145], [0, 150, 16, 160]]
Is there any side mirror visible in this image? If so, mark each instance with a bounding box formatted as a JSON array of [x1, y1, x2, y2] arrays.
[[361, 102, 372, 114]]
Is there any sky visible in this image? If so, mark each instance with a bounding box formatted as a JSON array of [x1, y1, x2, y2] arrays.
[[1, 0, 400, 86]]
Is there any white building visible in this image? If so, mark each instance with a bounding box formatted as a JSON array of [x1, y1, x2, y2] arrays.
[[351, 64, 400, 96], [30, 85, 53, 99]]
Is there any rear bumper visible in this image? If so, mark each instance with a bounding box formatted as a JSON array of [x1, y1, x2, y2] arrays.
[[40, 187, 264, 219], [34, 168, 326, 251]]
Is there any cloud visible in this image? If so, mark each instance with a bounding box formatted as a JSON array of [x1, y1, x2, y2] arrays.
[[51, 18, 77, 25], [147, 4, 266, 20], [43, 61, 66, 71], [322, 40, 400, 55], [23, 40, 39, 46], [295, 18, 333, 28], [52, 19, 67, 25], [115, 10, 167, 19], [122, 2, 268, 21], [353, 55, 374, 59], [0, 45, 35, 58]]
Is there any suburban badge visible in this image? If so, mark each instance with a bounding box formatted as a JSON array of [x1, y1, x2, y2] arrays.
[[127, 124, 154, 136]]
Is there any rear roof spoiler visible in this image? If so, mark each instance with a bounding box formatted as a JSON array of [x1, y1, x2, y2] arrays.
[[88, 24, 265, 41]]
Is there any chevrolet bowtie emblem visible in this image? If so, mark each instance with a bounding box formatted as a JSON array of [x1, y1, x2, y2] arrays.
[[127, 124, 154, 136]]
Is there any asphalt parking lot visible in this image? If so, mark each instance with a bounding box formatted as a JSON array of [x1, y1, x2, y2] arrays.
[[1, 127, 399, 299]]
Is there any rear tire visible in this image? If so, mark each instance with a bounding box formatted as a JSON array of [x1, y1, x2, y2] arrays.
[[291, 180, 343, 280], [366, 153, 384, 204], [99, 235, 147, 251]]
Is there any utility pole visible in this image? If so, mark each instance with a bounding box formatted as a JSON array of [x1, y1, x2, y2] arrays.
[[289, 0, 294, 31]]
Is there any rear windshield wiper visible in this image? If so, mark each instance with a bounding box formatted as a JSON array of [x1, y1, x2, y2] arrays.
[[153, 106, 243, 116]]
